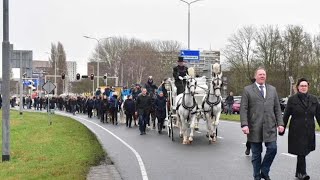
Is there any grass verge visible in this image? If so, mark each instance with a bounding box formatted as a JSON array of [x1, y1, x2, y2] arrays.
[[0, 111, 105, 180]]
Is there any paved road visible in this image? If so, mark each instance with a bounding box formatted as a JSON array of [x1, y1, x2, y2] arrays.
[[57, 111, 320, 180]]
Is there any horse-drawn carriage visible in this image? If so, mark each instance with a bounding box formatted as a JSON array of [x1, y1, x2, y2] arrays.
[[164, 63, 223, 144]]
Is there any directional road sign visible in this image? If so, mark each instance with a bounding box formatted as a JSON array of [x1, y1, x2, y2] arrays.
[[42, 81, 56, 93], [180, 50, 200, 62]]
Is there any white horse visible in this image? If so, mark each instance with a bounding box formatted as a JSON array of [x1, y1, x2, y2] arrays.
[[175, 73, 198, 144], [201, 72, 223, 143]]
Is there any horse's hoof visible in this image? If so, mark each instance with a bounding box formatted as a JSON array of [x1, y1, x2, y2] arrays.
[[188, 140, 193, 144], [194, 127, 199, 131], [179, 134, 183, 138], [208, 140, 212, 144], [182, 140, 188, 144], [213, 137, 217, 142]]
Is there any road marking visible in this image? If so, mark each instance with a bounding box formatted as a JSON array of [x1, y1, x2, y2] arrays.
[[281, 153, 296, 158], [316, 134, 320, 136], [58, 112, 149, 180], [217, 136, 224, 139]]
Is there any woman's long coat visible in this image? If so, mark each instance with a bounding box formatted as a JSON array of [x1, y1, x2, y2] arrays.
[[282, 93, 320, 155]]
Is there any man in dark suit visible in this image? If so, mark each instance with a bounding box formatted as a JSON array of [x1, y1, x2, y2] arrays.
[[173, 56, 188, 95], [240, 67, 284, 180]]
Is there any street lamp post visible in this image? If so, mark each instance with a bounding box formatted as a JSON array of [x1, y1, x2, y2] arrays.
[[179, 0, 203, 50], [83, 36, 112, 89]]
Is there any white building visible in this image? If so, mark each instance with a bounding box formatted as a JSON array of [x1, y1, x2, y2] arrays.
[[188, 50, 220, 77], [67, 61, 77, 82]]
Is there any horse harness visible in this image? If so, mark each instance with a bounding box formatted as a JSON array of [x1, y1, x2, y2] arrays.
[[177, 77, 198, 122], [202, 76, 222, 118]]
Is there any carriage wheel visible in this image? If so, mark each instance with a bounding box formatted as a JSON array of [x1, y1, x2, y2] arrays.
[[167, 112, 174, 141], [167, 120, 171, 137]]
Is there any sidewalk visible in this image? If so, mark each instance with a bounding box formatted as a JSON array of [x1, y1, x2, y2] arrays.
[[87, 158, 122, 180], [13, 107, 122, 180]]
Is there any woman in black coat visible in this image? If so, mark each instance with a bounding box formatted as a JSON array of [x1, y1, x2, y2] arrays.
[[281, 78, 320, 180], [124, 95, 135, 128], [154, 91, 167, 134]]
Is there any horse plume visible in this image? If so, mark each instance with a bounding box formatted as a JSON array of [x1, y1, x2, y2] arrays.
[[212, 63, 221, 75], [188, 67, 195, 78]]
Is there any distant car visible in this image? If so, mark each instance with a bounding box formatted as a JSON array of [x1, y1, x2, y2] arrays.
[[232, 99, 241, 114]]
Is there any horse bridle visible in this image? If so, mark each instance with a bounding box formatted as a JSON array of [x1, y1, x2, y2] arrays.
[[184, 77, 197, 94], [204, 76, 222, 108], [211, 76, 223, 94]]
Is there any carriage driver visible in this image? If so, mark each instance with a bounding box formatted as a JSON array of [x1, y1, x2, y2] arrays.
[[173, 56, 188, 95]]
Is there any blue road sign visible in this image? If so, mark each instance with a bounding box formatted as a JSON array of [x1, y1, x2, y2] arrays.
[[180, 50, 200, 62], [23, 79, 38, 86]]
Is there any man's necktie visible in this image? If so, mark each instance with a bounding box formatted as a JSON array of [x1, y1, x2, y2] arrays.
[[259, 85, 264, 98]]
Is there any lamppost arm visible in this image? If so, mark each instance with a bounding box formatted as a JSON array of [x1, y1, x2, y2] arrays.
[[83, 35, 113, 89], [179, 0, 204, 50], [179, 0, 203, 5]]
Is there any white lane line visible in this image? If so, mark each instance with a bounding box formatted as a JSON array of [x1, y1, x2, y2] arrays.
[[217, 136, 224, 139], [59, 113, 149, 180], [242, 143, 246, 145], [281, 153, 296, 158]]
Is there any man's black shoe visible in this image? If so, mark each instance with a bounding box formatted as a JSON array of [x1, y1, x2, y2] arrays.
[[261, 173, 271, 180], [245, 148, 250, 155], [296, 173, 310, 180]]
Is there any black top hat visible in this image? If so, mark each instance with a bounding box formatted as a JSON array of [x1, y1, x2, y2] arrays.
[[178, 56, 184, 62]]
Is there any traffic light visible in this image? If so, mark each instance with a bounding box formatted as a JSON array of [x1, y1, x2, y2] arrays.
[[103, 75, 107, 79], [76, 73, 80, 80], [90, 73, 94, 80], [61, 73, 65, 80]]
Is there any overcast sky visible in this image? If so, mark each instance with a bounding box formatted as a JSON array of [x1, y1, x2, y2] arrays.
[[1, 0, 320, 76]]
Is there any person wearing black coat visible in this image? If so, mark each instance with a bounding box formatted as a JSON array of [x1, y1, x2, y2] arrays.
[[109, 93, 120, 125], [123, 95, 135, 128], [135, 88, 151, 135], [281, 78, 320, 180], [86, 97, 95, 118], [154, 91, 167, 134], [100, 95, 109, 123], [173, 56, 188, 95]]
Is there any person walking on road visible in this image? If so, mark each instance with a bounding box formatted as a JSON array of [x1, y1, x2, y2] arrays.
[[240, 67, 284, 180], [154, 91, 166, 134], [280, 78, 320, 180], [225, 91, 234, 115], [109, 92, 120, 125], [123, 95, 135, 128], [135, 88, 151, 135], [86, 96, 94, 118]]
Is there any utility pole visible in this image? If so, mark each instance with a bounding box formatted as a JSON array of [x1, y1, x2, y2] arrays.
[[19, 51, 23, 115], [2, 0, 11, 161], [179, 0, 203, 50]]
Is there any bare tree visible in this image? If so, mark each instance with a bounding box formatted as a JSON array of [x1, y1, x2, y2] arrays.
[[48, 42, 67, 95], [222, 26, 257, 94]]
